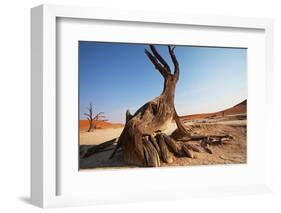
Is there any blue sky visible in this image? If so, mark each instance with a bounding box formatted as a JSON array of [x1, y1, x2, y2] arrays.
[[79, 41, 247, 123]]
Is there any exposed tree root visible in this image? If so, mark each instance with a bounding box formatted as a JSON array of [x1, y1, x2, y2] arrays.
[[157, 134, 173, 163], [81, 128, 232, 166], [109, 130, 232, 167]]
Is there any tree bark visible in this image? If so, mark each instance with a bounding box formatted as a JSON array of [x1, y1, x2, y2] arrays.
[[87, 120, 94, 132]]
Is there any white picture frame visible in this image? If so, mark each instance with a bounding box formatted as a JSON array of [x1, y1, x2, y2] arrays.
[[31, 4, 274, 208]]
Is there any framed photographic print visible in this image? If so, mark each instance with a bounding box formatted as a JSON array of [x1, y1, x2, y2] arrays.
[[78, 41, 247, 169], [31, 4, 274, 208]]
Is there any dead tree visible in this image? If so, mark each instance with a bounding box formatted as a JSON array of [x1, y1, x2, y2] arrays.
[[110, 45, 230, 167], [84, 102, 106, 132]]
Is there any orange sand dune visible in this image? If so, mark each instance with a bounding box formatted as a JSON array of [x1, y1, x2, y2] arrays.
[[80, 100, 246, 129], [181, 99, 247, 121], [80, 120, 124, 131]]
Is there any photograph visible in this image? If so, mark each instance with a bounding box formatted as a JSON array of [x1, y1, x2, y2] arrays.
[[78, 42, 247, 170]]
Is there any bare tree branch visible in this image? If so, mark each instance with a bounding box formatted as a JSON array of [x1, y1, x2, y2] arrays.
[[83, 113, 91, 117], [149, 45, 171, 73], [168, 45, 179, 79], [144, 48, 168, 78]]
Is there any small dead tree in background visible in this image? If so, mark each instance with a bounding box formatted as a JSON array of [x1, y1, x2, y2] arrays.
[[84, 102, 106, 132]]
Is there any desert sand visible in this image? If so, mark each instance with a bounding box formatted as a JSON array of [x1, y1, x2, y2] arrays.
[[79, 100, 247, 169], [80, 128, 124, 145], [79, 116, 246, 169]]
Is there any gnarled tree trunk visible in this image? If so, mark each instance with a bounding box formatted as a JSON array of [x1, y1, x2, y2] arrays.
[[110, 45, 230, 167]]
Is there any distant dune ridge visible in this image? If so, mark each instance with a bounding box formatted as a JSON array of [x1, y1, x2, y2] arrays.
[[80, 120, 124, 131], [180, 99, 247, 121], [79, 100, 246, 130]]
